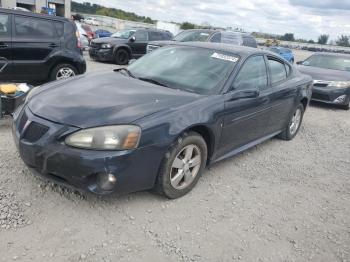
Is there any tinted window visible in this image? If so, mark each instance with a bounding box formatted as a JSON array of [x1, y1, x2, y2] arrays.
[[162, 32, 172, 40], [221, 32, 242, 45], [303, 55, 350, 71], [0, 14, 10, 37], [149, 31, 163, 41], [234, 55, 268, 90], [268, 58, 287, 84], [243, 36, 257, 48], [134, 30, 148, 41], [54, 21, 64, 38], [210, 33, 221, 43], [15, 16, 55, 38], [174, 30, 211, 42]]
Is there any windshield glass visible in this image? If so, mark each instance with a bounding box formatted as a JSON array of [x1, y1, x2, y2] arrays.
[[303, 55, 350, 71], [112, 30, 136, 39], [127, 46, 238, 94], [174, 31, 211, 42]]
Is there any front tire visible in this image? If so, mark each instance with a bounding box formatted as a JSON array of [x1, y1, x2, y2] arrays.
[[155, 132, 208, 199], [340, 103, 349, 110], [114, 49, 129, 65], [50, 64, 77, 81], [278, 104, 304, 140]]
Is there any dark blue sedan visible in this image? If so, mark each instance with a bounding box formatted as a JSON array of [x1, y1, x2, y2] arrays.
[[268, 46, 295, 63], [13, 43, 312, 198]]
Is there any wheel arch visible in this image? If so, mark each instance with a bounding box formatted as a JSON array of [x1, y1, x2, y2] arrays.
[[113, 45, 132, 58]]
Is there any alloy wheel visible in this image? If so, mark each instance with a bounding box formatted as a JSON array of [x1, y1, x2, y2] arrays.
[[170, 145, 202, 190], [56, 67, 76, 80], [289, 108, 302, 135]]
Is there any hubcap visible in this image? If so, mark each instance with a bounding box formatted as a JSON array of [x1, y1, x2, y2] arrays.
[[289, 108, 302, 135], [56, 67, 75, 80], [170, 145, 201, 190]]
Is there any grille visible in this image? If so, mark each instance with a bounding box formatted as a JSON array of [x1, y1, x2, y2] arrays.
[[23, 122, 49, 143], [18, 111, 28, 133], [89, 42, 101, 49]]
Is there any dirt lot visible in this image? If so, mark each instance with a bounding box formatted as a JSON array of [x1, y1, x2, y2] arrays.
[[1, 50, 349, 262]]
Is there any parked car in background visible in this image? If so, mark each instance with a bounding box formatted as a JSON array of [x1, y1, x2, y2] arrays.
[[89, 28, 173, 65], [297, 53, 350, 110], [15, 43, 312, 198], [95, 29, 112, 38], [268, 46, 295, 63], [75, 22, 90, 50], [84, 17, 99, 26], [147, 29, 257, 53], [13, 7, 31, 12], [0, 8, 86, 82]]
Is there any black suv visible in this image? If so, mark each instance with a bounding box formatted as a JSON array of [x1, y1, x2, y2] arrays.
[[147, 29, 257, 53], [0, 8, 86, 83], [89, 28, 173, 65]]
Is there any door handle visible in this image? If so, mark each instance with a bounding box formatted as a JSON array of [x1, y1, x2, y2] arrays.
[[49, 43, 59, 48]]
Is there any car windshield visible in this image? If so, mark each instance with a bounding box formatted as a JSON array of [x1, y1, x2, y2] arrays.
[[174, 31, 211, 42], [303, 55, 350, 71], [112, 30, 136, 39], [127, 46, 238, 94]]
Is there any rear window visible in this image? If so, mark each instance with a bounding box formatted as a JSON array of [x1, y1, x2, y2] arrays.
[[14, 16, 56, 38], [220, 32, 242, 45]]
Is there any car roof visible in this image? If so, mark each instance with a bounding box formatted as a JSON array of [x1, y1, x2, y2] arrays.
[[168, 41, 272, 57], [0, 7, 70, 22]]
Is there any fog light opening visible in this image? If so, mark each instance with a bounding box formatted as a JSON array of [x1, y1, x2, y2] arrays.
[[96, 173, 117, 191], [333, 95, 347, 104]]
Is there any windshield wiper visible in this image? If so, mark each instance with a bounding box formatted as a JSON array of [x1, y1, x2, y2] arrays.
[[138, 77, 169, 87], [115, 68, 135, 78]]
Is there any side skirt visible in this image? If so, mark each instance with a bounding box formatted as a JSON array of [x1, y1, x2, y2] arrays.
[[210, 131, 282, 164]]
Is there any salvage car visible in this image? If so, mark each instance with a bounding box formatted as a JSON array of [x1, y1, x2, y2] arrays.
[[147, 29, 257, 53], [0, 8, 86, 82], [13, 43, 312, 198], [89, 28, 173, 65], [297, 52, 350, 110]]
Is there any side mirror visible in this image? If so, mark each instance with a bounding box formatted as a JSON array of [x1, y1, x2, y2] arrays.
[[296, 61, 303, 65], [228, 89, 260, 101], [129, 36, 136, 43], [128, 59, 136, 65]]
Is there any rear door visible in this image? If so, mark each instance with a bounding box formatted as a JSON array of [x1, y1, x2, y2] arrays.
[[0, 13, 12, 80], [129, 30, 149, 57], [12, 15, 61, 81], [218, 55, 275, 156]]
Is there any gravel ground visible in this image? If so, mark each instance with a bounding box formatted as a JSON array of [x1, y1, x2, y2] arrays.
[[0, 50, 349, 262]]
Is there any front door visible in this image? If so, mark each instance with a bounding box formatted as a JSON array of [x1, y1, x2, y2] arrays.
[[218, 55, 274, 156], [129, 30, 149, 58], [12, 15, 61, 81], [0, 13, 12, 80]]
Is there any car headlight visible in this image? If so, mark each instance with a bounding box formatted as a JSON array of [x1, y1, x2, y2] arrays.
[[65, 125, 141, 150], [328, 81, 350, 88], [101, 43, 112, 49]]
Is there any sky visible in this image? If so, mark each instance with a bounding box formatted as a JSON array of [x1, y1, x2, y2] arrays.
[[76, 0, 350, 41]]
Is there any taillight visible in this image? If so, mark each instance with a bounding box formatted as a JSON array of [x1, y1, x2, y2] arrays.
[[76, 31, 82, 48]]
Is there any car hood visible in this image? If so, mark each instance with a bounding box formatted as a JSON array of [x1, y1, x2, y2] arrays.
[[297, 65, 350, 81], [92, 37, 128, 45], [28, 72, 199, 128]]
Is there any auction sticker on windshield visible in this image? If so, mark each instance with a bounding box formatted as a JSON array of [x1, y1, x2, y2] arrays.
[[211, 52, 238, 62]]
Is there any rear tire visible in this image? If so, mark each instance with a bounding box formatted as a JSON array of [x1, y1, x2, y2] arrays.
[[114, 49, 130, 65], [278, 104, 304, 140], [50, 64, 77, 81], [154, 132, 207, 199]]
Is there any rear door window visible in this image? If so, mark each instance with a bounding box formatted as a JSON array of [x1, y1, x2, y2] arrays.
[[268, 58, 287, 84], [149, 31, 163, 41], [234, 55, 268, 90], [0, 14, 10, 37], [14, 16, 56, 38]]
